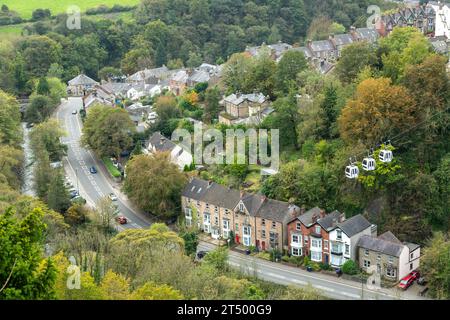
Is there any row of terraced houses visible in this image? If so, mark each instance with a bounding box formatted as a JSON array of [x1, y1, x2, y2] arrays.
[[182, 178, 421, 281]]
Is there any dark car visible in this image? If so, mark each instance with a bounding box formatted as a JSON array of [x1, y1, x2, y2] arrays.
[[417, 277, 427, 286], [196, 251, 208, 260], [89, 166, 97, 174], [116, 216, 128, 225]]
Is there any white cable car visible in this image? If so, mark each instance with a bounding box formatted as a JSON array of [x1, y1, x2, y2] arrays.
[[379, 149, 393, 163], [362, 150, 376, 171], [345, 164, 359, 179]]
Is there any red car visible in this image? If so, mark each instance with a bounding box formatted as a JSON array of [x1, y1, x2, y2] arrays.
[[116, 216, 128, 225], [398, 271, 420, 290]]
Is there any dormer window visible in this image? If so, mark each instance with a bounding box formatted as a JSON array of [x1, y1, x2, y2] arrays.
[[315, 226, 321, 234], [336, 229, 342, 240], [239, 203, 244, 212]]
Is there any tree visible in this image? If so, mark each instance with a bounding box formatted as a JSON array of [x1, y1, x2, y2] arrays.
[[123, 153, 187, 218], [98, 67, 122, 81], [47, 63, 64, 79], [130, 282, 184, 300], [338, 77, 417, 146], [0, 145, 23, 190], [334, 42, 377, 84], [25, 95, 54, 124], [100, 270, 130, 300], [341, 259, 359, 275], [203, 86, 221, 124], [82, 104, 136, 159], [95, 197, 118, 233], [47, 170, 71, 213], [275, 50, 308, 94], [0, 90, 22, 145], [36, 77, 50, 95], [31, 8, 51, 21], [0, 207, 57, 299], [203, 247, 229, 272], [65, 204, 89, 226], [18, 36, 62, 78], [421, 232, 450, 299], [180, 231, 199, 256], [30, 119, 67, 162], [187, 51, 203, 68], [319, 85, 338, 139]]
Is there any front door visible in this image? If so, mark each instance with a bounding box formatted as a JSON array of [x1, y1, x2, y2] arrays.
[[325, 254, 329, 265], [256, 240, 260, 249], [235, 234, 240, 244], [262, 241, 266, 251]]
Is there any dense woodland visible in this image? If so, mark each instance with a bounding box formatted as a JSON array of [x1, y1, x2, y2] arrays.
[[1, 0, 450, 299]]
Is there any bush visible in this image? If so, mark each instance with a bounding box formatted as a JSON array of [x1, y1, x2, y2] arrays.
[[342, 259, 359, 275], [102, 157, 121, 178], [281, 255, 289, 262], [319, 263, 332, 271], [288, 256, 303, 266]]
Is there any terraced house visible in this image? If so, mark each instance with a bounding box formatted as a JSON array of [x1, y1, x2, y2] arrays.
[[181, 178, 300, 251]]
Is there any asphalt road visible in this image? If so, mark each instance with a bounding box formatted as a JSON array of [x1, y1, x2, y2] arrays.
[[57, 97, 151, 230], [56, 98, 427, 300]]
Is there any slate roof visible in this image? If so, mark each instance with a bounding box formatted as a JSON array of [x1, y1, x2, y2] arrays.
[[189, 69, 211, 84], [338, 214, 371, 237], [148, 132, 176, 152], [68, 74, 98, 86], [182, 178, 298, 222], [318, 210, 342, 230], [223, 93, 267, 106], [297, 207, 322, 226], [101, 82, 131, 95], [127, 66, 169, 82], [430, 39, 448, 54], [291, 46, 313, 59], [171, 70, 189, 83], [378, 231, 402, 244], [355, 28, 379, 43], [333, 34, 354, 46], [182, 178, 241, 209], [310, 40, 334, 52], [358, 235, 405, 257]]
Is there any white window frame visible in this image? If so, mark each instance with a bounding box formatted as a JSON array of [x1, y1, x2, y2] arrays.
[[292, 247, 302, 256], [336, 230, 342, 240], [345, 244, 350, 255], [324, 240, 328, 250], [364, 260, 371, 268], [311, 251, 322, 262], [311, 238, 322, 250], [296, 222, 301, 231], [292, 234, 300, 244], [315, 226, 321, 234]]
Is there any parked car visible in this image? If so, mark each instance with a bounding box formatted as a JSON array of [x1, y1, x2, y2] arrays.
[[72, 110, 78, 115], [398, 271, 420, 290], [116, 216, 127, 225], [196, 251, 208, 260], [109, 193, 118, 201], [89, 166, 97, 174], [417, 277, 427, 286], [69, 191, 79, 199]]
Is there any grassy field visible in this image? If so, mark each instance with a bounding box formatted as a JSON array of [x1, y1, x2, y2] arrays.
[[0, 0, 141, 19]]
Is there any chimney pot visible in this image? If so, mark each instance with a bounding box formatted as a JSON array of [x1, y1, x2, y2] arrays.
[[320, 209, 326, 218]]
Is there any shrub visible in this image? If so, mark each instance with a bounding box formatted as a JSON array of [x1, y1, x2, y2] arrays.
[[342, 259, 359, 275], [281, 255, 289, 263], [319, 263, 332, 271], [102, 157, 121, 178], [288, 256, 303, 266]]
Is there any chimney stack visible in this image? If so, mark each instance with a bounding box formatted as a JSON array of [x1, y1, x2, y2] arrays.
[[240, 190, 245, 198], [339, 213, 346, 223], [320, 209, 326, 219], [312, 214, 319, 224]]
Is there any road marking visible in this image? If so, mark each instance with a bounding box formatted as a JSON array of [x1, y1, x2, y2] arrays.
[[341, 292, 361, 299], [314, 285, 335, 292], [291, 279, 308, 285], [267, 272, 286, 280]]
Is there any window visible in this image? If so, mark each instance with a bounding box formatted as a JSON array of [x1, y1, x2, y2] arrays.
[[235, 223, 239, 232], [364, 249, 369, 256], [311, 251, 322, 262], [214, 206, 218, 214], [214, 216, 218, 225], [223, 220, 230, 230], [345, 244, 350, 255], [386, 268, 396, 278], [363, 260, 371, 268], [206, 203, 209, 210], [377, 255, 381, 261], [336, 230, 342, 240], [292, 247, 301, 256], [185, 208, 192, 218], [292, 234, 300, 244], [388, 256, 394, 264], [410, 253, 414, 260], [196, 201, 200, 207], [261, 230, 266, 238], [203, 214, 210, 224], [270, 232, 277, 243], [324, 240, 328, 250], [239, 203, 244, 212], [261, 219, 266, 226], [410, 263, 413, 270], [304, 236, 309, 244], [315, 226, 321, 234], [296, 222, 301, 231], [311, 239, 322, 249], [225, 209, 229, 215], [272, 221, 276, 229]]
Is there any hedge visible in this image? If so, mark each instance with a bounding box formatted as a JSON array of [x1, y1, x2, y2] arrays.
[[102, 157, 121, 178]]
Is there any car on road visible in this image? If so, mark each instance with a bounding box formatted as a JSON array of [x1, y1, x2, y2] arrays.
[[69, 190, 79, 199], [116, 216, 128, 225], [398, 271, 420, 290], [109, 193, 118, 201], [196, 251, 208, 260], [72, 110, 78, 115], [89, 166, 97, 174]]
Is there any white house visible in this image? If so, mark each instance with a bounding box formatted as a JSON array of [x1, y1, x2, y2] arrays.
[[328, 214, 373, 267], [145, 132, 193, 170], [430, 2, 450, 38]]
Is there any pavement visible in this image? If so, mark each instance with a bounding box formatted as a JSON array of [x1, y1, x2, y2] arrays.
[[55, 97, 429, 301]]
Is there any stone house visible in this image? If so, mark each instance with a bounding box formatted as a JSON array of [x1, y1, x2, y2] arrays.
[[219, 92, 270, 125], [67, 74, 99, 96], [357, 231, 421, 281]]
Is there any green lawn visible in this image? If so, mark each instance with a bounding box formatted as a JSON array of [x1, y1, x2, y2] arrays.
[[0, 23, 25, 34], [102, 157, 122, 178], [0, 0, 140, 19]]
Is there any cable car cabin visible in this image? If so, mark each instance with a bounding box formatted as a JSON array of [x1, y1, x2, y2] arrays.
[[345, 165, 359, 179], [379, 150, 393, 163], [362, 157, 376, 171]]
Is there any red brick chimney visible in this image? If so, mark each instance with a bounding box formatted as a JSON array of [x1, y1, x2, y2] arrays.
[[320, 209, 326, 219]]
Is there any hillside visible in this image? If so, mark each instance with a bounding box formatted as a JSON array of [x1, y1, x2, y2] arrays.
[[0, 0, 140, 19]]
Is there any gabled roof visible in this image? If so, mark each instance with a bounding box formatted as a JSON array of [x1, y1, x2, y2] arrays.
[[223, 93, 267, 106], [127, 66, 170, 82], [182, 178, 241, 209], [148, 132, 176, 152], [337, 214, 371, 237], [378, 231, 402, 244], [318, 210, 342, 230], [310, 40, 334, 52], [189, 69, 211, 84], [171, 70, 189, 83], [355, 28, 379, 43], [333, 34, 354, 46], [358, 235, 405, 257], [297, 207, 322, 227], [291, 46, 313, 58], [68, 74, 98, 86]]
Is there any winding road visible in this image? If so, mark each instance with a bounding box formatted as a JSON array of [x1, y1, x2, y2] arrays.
[[56, 97, 427, 300]]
